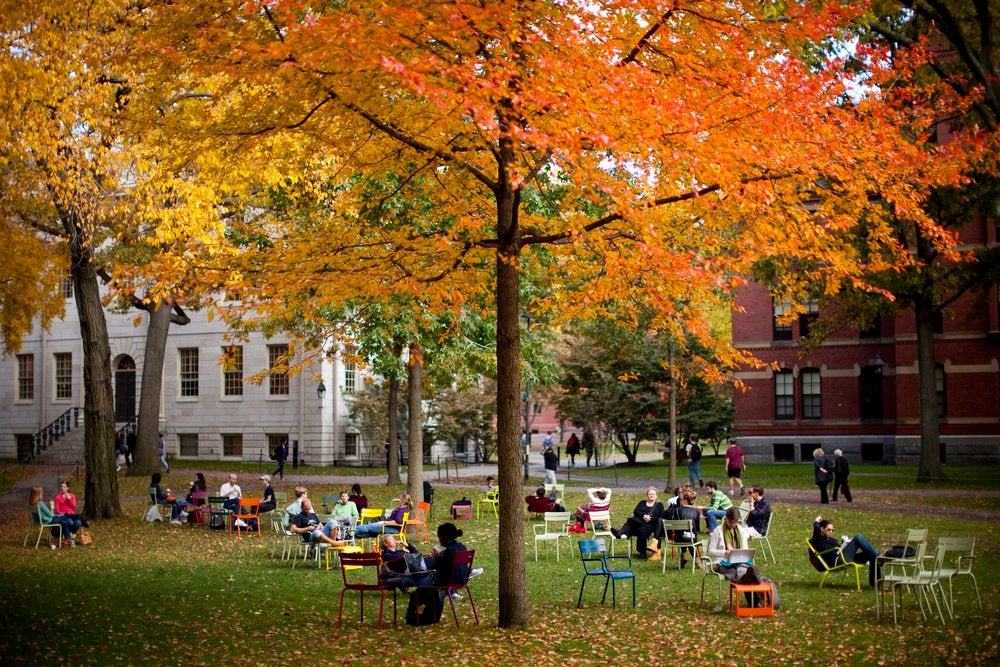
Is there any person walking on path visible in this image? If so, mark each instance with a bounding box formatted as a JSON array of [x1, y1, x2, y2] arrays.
[[832, 449, 852, 502], [686, 434, 703, 488], [272, 440, 288, 480], [566, 432, 580, 467], [813, 448, 834, 504], [543, 443, 558, 486], [583, 429, 596, 467], [725, 439, 745, 496], [158, 433, 170, 473]]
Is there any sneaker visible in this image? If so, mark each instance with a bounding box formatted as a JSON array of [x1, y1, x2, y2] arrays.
[[235, 519, 248, 528], [179, 511, 189, 522], [171, 519, 183, 525], [68, 533, 76, 540], [469, 567, 484, 580], [449, 592, 463, 600], [69, 539, 76, 548], [51, 540, 58, 550]]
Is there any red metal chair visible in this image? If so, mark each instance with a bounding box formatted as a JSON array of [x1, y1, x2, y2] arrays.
[[414, 549, 479, 627], [189, 490, 210, 525], [337, 552, 397, 627]]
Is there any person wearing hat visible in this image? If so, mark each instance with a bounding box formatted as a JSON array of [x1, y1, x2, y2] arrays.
[[258, 475, 276, 513]]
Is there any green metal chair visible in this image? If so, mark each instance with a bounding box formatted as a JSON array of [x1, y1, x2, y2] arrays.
[[24, 508, 63, 548], [935, 536, 982, 616]]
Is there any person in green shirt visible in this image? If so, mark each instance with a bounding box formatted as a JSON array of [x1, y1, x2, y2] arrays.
[[700, 480, 733, 532]]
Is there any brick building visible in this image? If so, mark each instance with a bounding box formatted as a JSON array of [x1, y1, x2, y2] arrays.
[[732, 218, 1000, 465]]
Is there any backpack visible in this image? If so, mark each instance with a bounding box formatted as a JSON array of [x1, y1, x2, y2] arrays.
[[759, 575, 781, 610], [270, 446, 280, 461], [405, 588, 444, 626], [689, 443, 702, 462]]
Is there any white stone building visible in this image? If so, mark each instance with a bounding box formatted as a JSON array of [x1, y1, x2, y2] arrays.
[[0, 283, 365, 466]]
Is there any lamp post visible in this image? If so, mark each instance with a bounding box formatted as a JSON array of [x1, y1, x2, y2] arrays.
[[317, 381, 326, 401]]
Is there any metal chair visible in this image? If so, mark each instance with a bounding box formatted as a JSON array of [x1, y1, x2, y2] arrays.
[[806, 540, 862, 590], [584, 510, 617, 555], [24, 508, 63, 548], [533, 511, 572, 561], [231, 498, 261, 537], [337, 552, 397, 627], [746, 511, 775, 563], [576, 538, 635, 609], [405, 501, 432, 545], [934, 537, 981, 616], [476, 487, 499, 519], [414, 549, 480, 627], [660, 518, 704, 573]]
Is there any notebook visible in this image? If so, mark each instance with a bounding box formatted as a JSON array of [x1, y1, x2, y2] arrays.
[[726, 548, 755, 564]]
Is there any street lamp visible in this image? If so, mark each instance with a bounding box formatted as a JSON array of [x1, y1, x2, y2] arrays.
[[316, 381, 327, 401], [870, 353, 885, 374]]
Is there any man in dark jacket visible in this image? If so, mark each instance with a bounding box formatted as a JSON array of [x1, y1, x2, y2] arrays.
[[543, 444, 558, 486], [746, 485, 772, 537], [811, 515, 880, 586]]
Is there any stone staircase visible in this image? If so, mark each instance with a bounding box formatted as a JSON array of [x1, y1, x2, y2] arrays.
[[27, 407, 86, 466]]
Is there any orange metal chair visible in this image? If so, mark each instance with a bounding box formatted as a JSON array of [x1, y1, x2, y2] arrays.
[[405, 501, 432, 545], [337, 552, 397, 627], [231, 498, 261, 537]]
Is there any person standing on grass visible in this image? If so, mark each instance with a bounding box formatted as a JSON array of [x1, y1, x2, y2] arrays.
[[725, 439, 746, 496], [832, 449, 853, 502], [157, 432, 170, 473], [543, 443, 558, 486], [566, 432, 580, 467]]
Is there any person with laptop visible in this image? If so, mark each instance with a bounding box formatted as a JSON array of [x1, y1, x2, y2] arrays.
[[707, 506, 763, 608]]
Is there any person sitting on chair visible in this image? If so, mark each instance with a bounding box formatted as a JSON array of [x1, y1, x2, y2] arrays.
[[708, 506, 762, 609], [573, 486, 611, 529], [290, 498, 346, 547], [354, 494, 411, 539], [811, 515, 880, 587], [700, 480, 732, 532], [745, 485, 771, 538], [655, 487, 700, 565], [379, 534, 434, 591], [348, 483, 368, 511], [219, 473, 242, 514], [258, 475, 276, 513], [611, 487, 664, 558], [282, 486, 308, 529]]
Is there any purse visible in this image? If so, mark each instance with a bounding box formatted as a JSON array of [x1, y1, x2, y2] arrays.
[[77, 530, 94, 546]]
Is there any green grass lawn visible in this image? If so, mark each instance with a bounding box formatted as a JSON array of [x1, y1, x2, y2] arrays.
[[1, 481, 997, 665]]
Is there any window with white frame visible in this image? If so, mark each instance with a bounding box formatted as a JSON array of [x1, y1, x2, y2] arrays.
[[222, 346, 243, 396], [801, 368, 821, 419], [343, 351, 356, 394], [774, 370, 794, 419], [54, 353, 72, 400], [59, 274, 73, 299], [223, 433, 243, 457], [268, 344, 289, 395], [179, 348, 199, 397], [16, 354, 33, 400], [344, 433, 358, 458], [772, 299, 792, 341]]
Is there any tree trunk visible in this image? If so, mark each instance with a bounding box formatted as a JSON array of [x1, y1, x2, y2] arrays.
[[387, 342, 402, 484], [668, 342, 677, 491], [64, 211, 122, 519], [915, 296, 947, 482], [129, 300, 172, 477], [496, 182, 529, 628], [406, 342, 423, 503]]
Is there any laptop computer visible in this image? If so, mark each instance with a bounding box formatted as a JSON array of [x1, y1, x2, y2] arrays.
[[727, 548, 755, 564]]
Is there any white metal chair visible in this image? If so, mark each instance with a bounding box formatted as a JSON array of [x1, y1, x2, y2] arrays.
[[935, 536, 981, 616], [584, 510, 617, 555], [533, 511, 572, 561], [24, 508, 63, 548], [746, 512, 775, 563]]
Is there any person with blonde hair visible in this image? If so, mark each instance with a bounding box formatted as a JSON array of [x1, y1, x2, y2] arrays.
[[354, 493, 411, 538], [29, 486, 80, 548]]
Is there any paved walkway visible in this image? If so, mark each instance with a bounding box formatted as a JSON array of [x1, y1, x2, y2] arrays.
[[3, 450, 998, 526]]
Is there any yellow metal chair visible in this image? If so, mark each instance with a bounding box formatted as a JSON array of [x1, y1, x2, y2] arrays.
[[806, 540, 862, 590], [476, 488, 499, 519]]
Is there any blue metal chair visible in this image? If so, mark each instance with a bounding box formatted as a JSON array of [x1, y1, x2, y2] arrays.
[[577, 538, 636, 609]]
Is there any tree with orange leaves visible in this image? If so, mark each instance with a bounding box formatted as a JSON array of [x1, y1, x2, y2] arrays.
[[118, 0, 965, 625]]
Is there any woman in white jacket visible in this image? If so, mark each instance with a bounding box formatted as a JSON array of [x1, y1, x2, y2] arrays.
[[707, 506, 752, 582]]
